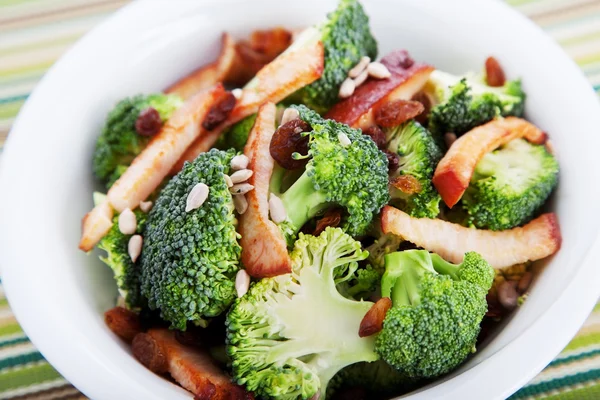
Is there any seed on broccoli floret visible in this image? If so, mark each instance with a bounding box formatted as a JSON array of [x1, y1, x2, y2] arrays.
[[98, 208, 147, 309], [226, 227, 379, 400], [385, 120, 443, 219], [462, 138, 559, 230], [426, 70, 525, 139], [93, 94, 183, 189], [140, 148, 241, 330], [376, 250, 494, 379], [272, 105, 390, 238], [291, 0, 378, 112]]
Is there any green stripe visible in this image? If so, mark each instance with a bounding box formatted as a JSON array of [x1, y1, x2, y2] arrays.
[[0, 322, 23, 337], [0, 363, 61, 392], [0, 34, 82, 57], [541, 381, 600, 400], [559, 30, 600, 47], [564, 331, 600, 352], [0, 98, 24, 119], [549, 347, 600, 368], [509, 368, 600, 398], [0, 298, 9, 307], [0, 94, 28, 105], [0, 0, 36, 7], [0, 336, 29, 349], [0, 60, 55, 79], [0, 351, 45, 371]]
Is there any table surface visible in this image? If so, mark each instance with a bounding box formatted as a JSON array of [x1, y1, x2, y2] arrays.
[[1, 0, 600, 399]]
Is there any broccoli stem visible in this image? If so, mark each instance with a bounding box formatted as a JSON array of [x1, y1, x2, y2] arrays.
[[429, 253, 460, 279], [279, 171, 330, 232]]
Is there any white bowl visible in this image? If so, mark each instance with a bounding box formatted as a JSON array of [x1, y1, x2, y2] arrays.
[[1, 0, 600, 399]]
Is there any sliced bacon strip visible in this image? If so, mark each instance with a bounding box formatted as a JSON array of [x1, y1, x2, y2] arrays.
[[106, 84, 226, 214], [133, 329, 253, 400], [433, 117, 547, 208], [325, 50, 434, 130], [381, 206, 561, 269], [175, 40, 324, 169], [104, 306, 141, 343], [165, 33, 237, 100], [79, 200, 113, 252], [239, 102, 292, 278]]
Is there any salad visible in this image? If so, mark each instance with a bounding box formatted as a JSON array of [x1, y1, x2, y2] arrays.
[[79, 0, 562, 399]]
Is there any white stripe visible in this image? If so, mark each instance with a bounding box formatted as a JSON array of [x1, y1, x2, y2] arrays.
[[0, 80, 36, 99], [0, 0, 108, 21], [513, 0, 596, 17], [549, 18, 600, 42], [0, 378, 68, 400], [1, 43, 73, 72], [583, 311, 600, 327], [527, 353, 600, 385], [0, 307, 15, 320], [563, 37, 600, 60], [0, 341, 37, 360]]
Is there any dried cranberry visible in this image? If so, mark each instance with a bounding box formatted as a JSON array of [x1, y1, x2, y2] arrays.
[[384, 150, 400, 172], [202, 92, 236, 131], [270, 119, 310, 169], [362, 126, 386, 149], [398, 53, 414, 69], [411, 92, 432, 126], [314, 209, 342, 236], [135, 107, 162, 136]]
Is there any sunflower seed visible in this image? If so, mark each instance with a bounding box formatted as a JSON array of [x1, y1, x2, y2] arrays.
[[280, 108, 300, 126], [338, 132, 351, 147], [118, 208, 137, 235], [231, 88, 243, 99], [230, 169, 253, 184], [367, 61, 391, 79], [223, 174, 233, 188], [233, 194, 248, 214], [348, 56, 371, 78], [235, 269, 250, 298], [269, 193, 287, 223], [338, 78, 355, 98], [230, 183, 254, 195], [128, 235, 143, 263], [353, 69, 369, 87], [139, 201, 153, 213], [230, 154, 249, 170], [185, 183, 209, 212]]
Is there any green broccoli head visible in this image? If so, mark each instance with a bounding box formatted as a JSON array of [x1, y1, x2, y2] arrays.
[[98, 209, 147, 309], [93, 94, 183, 188], [462, 138, 559, 230], [293, 0, 378, 112], [386, 121, 443, 219], [336, 265, 382, 300], [141, 148, 242, 330], [427, 70, 525, 138], [376, 250, 493, 379], [226, 227, 379, 400], [214, 113, 258, 152], [277, 105, 389, 237]]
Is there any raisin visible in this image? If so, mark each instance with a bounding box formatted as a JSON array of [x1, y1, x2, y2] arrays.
[[359, 297, 392, 337], [384, 150, 400, 172], [374, 99, 424, 128], [270, 119, 310, 169], [411, 91, 432, 126], [202, 92, 236, 130], [390, 175, 422, 194], [362, 126, 386, 149], [398, 52, 415, 69], [135, 107, 162, 136], [485, 56, 506, 87], [314, 209, 342, 236]]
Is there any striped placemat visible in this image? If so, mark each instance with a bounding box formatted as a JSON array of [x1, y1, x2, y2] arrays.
[[1, 0, 599, 399]]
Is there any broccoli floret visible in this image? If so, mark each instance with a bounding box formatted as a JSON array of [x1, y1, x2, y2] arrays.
[[385, 121, 443, 218], [140, 149, 242, 330], [226, 228, 379, 399], [93, 94, 183, 188], [337, 265, 381, 300], [462, 138, 559, 230], [214, 114, 258, 152], [274, 105, 389, 238], [291, 0, 378, 112], [426, 70, 525, 138], [376, 250, 494, 379], [98, 209, 147, 309], [329, 360, 413, 399]]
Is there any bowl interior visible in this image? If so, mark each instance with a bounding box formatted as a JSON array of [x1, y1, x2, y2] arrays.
[[1, 1, 600, 399]]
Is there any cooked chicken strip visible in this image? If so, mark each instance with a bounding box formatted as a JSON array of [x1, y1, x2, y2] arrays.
[[433, 117, 547, 208], [239, 102, 292, 278], [381, 206, 561, 269], [133, 329, 253, 400]]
